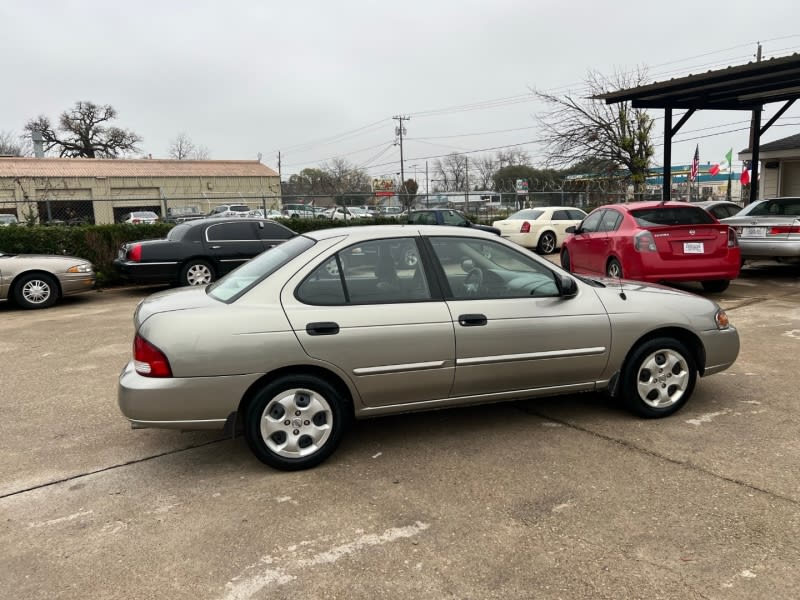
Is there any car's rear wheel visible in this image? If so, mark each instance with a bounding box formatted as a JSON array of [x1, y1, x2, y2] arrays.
[[606, 258, 623, 278], [244, 374, 349, 471], [620, 338, 697, 418], [537, 231, 557, 254], [560, 249, 571, 271], [180, 259, 215, 286], [14, 273, 59, 309], [701, 279, 730, 293]]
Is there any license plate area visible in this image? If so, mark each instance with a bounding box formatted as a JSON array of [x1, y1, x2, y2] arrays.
[[742, 227, 767, 238], [684, 242, 704, 254]]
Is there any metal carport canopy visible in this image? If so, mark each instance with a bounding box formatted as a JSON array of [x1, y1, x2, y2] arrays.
[[594, 53, 800, 202]]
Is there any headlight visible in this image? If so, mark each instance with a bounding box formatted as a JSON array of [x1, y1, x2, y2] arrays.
[[67, 264, 92, 273], [715, 308, 730, 330]]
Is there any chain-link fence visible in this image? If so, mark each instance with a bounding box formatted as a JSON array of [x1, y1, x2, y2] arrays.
[[0, 186, 745, 227]]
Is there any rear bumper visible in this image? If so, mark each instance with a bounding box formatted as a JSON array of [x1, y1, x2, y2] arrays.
[[737, 238, 800, 259], [118, 361, 261, 429], [626, 252, 741, 282]]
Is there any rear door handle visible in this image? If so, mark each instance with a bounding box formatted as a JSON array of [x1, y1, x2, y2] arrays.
[[306, 322, 340, 336], [210, 245, 221, 249], [458, 314, 487, 327]]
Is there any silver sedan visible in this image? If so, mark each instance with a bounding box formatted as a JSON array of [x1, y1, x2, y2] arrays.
[[0, 251, 95, 309], [118, 225, 739, 470], [721, 197, 800, 261]]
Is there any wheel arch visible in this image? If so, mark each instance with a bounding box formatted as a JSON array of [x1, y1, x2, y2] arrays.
[[609, 326, 707, 396], [234, 364, 356, 432], [10, 269, 62, 298]]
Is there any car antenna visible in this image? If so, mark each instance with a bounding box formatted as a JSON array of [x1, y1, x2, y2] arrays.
[[617, 275, 627, 300]]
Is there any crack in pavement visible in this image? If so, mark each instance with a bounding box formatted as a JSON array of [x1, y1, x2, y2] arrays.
[[515, 406, 800, 508], [0, 437, 229, 500]]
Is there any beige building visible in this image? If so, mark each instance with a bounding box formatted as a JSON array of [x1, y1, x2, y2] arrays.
[[0, 157, 281, 224], [739, 132, 800, 199]]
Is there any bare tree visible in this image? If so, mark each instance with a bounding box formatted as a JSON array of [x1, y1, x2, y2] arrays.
[[474, 154, 498, 190], [322, 158, 371, 194], [0, 130, 30, 156], [496, 148, 531, 169], [168, 133, 211, 160], [533, 68, 655, 196], [433, 153, 468, 192], [25, 101, 141, 158]]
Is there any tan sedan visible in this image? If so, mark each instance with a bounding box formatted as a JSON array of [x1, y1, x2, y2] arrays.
[[0, 251, 95, 309], [119, 225, 739, 471], [493, 206, 587, 253]]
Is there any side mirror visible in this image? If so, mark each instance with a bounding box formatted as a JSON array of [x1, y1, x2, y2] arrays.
[[558, 274, 578, 298], [565, 225, 577, 234]]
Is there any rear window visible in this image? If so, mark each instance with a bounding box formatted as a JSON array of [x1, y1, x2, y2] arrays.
[[509, 209, 544, 220], [208, 235, 316, 303], [739, 198, 800, 217], [631, 207, 715, 227]]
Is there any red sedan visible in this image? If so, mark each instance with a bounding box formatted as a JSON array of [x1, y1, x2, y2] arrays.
[[560, 202, 741, 292]]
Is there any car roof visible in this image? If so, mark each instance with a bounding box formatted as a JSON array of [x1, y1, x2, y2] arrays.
[[594, 201, 712, 212], [182, 217, 284, 228], [303, 224, 498, 242]]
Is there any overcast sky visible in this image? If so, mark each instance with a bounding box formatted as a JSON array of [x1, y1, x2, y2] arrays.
[[2, 0, 799, 181]]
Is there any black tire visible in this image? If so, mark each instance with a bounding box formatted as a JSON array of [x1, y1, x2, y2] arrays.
[[244, 374, 350, 471], [560, 249, 571, 271], [180, 259, 215, 287], [13, 272, 59, 309], [607, 258, 623, 278], [537, 231, 557, 254], [701, 279, 730, 293], [620, 337, 697, 418]]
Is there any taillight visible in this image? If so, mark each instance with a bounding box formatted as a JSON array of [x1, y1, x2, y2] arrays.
[[634, 230, 657, 252], [133, 334, 172, 377], [769, 225, 800, 234], [520, 221, 531, 233], [127, 243, 142, 262], [727, 227, 738, 248]]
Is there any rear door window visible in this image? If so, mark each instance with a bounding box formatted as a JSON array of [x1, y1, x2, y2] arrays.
[[580, 210, 604, 233], [599, 210, 623, 232], [206, 222, 259, 241]]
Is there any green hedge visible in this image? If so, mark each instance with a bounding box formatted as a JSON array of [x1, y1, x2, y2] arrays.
[[0, 218, 402, 286]]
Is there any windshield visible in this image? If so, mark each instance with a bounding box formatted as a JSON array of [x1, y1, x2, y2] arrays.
[[207, 235, 316, 302], [631, 206, 715, 226], [737, 198, 800, 217], [509, 209, 544, 220]]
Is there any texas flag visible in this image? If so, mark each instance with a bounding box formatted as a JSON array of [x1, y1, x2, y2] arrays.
[[709, 148, 733, 176]]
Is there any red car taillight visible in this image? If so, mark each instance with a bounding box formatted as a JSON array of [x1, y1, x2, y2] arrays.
[[728, 227, 738, 248], [127, 243, 142, 262], [770, 225, 800, 234], [133, 334, 172, 377], [520, 221, 531, 233], [634, 230, 657, 252]]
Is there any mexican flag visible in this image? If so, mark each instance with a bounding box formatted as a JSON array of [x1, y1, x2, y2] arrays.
[[709, 148, 733, 176]]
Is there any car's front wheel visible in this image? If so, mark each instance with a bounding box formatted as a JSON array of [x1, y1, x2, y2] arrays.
[[620, 338, 697, 418], [244, 374, 350, 471], [560, 248, 571, 271], [14, 273, 59, 309], [180, 259, 215, 286]]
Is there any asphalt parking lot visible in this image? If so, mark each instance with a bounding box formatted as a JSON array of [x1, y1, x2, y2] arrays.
[[1, 262, 799, 599]]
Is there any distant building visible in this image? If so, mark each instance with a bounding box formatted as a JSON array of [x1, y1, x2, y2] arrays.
[[0, 157, 280, 224], [739, 132, 800, 199]]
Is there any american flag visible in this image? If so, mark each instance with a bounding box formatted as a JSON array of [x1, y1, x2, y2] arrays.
[[689, 144, 700, 182]]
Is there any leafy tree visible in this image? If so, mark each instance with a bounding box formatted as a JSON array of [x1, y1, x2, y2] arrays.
[[168, 132, 210, 160], [533, 68, 655, 197], [24, 101, 141, 158]]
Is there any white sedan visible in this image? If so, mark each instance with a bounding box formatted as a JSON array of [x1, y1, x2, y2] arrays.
[[493, 206, 587, 254]]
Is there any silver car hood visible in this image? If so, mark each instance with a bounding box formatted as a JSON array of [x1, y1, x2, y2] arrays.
[[584, 276, 720, 317], [135, 286, 220, 327]]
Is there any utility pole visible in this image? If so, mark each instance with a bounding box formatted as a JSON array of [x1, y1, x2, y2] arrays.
[[746, 42, 763, 204], [425, 161, 429, 207], [464, 156, 469, 213], [393, 115, 410, 192]]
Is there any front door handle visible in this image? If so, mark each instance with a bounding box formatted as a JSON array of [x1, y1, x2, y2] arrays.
[[306, 322, 340, 336], [458, 314, 487, 327]]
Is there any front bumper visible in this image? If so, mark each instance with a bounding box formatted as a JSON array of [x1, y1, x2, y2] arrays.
[[58, 272, 96, 296], [117, 361, 262, 430], [698, 326, 740, 376]]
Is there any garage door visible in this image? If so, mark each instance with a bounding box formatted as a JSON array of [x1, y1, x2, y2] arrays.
[[781, 161, 800, 197]]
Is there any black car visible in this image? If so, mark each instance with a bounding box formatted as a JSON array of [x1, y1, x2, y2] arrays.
[[114, 218, 296, 286], [407, 208, 501, 235]]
